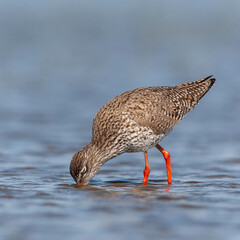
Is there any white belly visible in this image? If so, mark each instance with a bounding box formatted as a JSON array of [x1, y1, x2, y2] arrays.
[[125, 125, 166, 153]]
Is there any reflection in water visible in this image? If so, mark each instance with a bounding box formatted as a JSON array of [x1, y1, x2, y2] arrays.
[[73, 180, 194, 204]]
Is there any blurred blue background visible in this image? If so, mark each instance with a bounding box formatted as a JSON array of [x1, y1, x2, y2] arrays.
[[0, 1, 240, 240]]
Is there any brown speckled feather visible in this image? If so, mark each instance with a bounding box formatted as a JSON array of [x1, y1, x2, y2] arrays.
[[92, 76, 215, 151]]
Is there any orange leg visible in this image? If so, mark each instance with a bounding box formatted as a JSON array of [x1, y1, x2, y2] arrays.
[[155, 144, 172, 184], [142, 151, 150, 185]]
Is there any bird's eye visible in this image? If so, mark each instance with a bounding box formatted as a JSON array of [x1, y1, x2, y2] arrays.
[[81, 166, 87, 174]]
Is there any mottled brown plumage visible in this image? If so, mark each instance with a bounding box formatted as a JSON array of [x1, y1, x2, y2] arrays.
[[70, 76, 215, 185]]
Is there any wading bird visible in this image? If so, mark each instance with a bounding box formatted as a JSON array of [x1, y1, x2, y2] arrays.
[[70, 76, 215, 185]]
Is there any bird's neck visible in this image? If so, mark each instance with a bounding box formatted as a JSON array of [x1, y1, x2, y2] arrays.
[[86, 141, 120, 164]]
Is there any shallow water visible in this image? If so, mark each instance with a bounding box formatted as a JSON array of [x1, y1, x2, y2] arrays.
[[1, 1, 240, 240]]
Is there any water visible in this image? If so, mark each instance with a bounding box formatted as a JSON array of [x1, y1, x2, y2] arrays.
[[0, 1, 240, 240]]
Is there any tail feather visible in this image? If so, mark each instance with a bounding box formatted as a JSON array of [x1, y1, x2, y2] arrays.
[[170, 76, 216, 121], [175, 75, 216, 101]]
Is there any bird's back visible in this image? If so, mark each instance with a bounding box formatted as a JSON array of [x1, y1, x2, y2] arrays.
[[121, 75, 215, 134]]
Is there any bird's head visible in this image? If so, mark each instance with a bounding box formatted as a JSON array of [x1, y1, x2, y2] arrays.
[[70, 144, 103, 185]]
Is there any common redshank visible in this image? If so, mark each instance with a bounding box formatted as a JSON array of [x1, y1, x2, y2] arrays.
[[70, 76, 215, 185]]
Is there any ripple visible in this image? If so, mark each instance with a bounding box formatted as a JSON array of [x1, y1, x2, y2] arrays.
[[177, 203, 204, 209], [222, 158, 240, 164], [205, 174, 236, 179], [33, 192, 51, 198], [183, 181, 202, 184]]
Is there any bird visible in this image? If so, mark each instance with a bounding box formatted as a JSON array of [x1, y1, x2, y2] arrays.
[[70, 75, 215, 186]]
